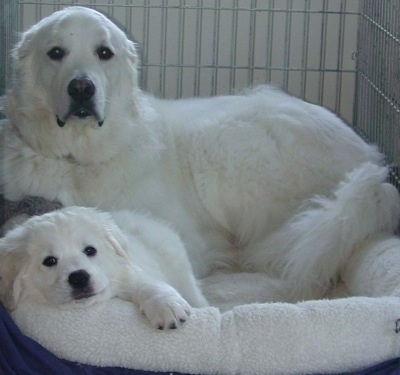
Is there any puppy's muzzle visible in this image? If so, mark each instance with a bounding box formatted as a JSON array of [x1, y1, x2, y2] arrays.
[[68, 269, 90, 289], [68, 269, 96, 300]]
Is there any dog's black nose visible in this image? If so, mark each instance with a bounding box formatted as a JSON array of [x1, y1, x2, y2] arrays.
[[68, 270, 90, 289], [68, 78, 95, 102]]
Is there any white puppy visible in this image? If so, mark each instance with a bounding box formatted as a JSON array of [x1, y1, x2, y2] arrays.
[[0, 207, 208, 329], [2, 6, 400, 300]]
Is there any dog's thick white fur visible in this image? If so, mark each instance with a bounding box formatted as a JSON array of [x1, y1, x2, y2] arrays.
[[0, 207, 208, 329], [2, 6, 400, 300]]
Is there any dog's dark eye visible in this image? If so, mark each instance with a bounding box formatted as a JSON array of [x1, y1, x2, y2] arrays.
[[47, 47, 65, 61], [97, 46, 114, 61], [83, 246, 97, 257], [42, 256, 58, 267]]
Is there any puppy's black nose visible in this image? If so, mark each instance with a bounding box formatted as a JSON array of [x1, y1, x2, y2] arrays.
[[68, 270, 90, 289], [68, 78, 95, 102]]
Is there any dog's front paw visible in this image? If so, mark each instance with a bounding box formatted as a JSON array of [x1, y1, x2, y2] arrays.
[[139, 289, 191, 330]]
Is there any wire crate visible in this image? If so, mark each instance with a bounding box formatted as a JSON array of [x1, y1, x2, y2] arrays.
[[0, 0, 399, 187], [354, 0, 400, 188]]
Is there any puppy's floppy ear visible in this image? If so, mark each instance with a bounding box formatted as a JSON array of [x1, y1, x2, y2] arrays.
[[97, 211, 129, 259], [0, 225, 30, 311], [105, 226, 128, 258]]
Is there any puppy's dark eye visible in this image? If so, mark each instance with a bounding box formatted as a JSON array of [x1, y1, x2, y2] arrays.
[[47, 47, 65, 61], [42, 256, 58, 267], [83, 246, 97, 257], [97, 46, 114, 61]]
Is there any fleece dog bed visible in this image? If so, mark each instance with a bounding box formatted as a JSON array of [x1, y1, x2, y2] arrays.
[[1, 198, 400, 374], [9, 294, 400, 374], [2, 302, 400, 375], [1, 302, 399, 375]]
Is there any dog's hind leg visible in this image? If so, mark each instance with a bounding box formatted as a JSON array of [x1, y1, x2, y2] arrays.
[[244, 162, 400, 300], [343, 233, 400, 298]]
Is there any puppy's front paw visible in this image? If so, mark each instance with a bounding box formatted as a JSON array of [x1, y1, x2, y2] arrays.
[[139, 289, 191, 330]]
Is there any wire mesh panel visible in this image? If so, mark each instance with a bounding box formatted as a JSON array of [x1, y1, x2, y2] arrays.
[[2, 0, 399, 184], [353, 0, 400, 188], [4, 0, 359, 124]]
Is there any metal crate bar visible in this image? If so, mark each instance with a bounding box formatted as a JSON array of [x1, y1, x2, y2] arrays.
[[10, 0, 358, 124]]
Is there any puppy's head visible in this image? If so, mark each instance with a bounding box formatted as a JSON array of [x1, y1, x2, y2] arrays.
[[6, 6, 140, 140], [0, 207, 130, 311]]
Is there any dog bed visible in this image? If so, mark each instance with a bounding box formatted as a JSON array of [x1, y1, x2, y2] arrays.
[[1, 197, 400, 374]]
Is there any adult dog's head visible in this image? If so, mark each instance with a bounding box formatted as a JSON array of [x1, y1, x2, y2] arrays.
[[0, 207, 130, 311], [5, 7, 151, 162]]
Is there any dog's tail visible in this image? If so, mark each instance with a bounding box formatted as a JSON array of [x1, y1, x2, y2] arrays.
[[269, 162, 400, 300]]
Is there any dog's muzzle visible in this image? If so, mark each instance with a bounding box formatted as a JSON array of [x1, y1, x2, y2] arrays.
[[56, 77, 104, 127], [68, 77, 95, 104]]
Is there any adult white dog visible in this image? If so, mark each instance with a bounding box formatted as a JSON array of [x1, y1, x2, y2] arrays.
[[0, 206, 208, 329], [2, 6, 399, 300]]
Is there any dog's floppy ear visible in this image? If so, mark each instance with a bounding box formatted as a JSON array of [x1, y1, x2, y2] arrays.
[[13, 12, 51, 61], [13, 30, 36, 61], [126, 40, 141, 88], [0, 225, 30, 311], [7, 27, 42, 122]]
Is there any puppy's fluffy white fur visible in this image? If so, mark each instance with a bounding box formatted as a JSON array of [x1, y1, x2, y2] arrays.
[[2, 6, 400, 300], [0, 207, 208, 329]]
